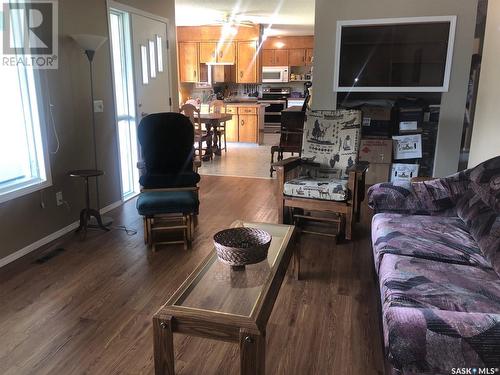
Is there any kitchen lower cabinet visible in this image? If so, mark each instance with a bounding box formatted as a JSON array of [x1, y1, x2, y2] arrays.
[[224, 106, 239, 142], [238, 114, 258, 143]]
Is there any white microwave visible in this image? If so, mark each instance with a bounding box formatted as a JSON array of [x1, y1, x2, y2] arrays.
[[262, 66, 289, 83]]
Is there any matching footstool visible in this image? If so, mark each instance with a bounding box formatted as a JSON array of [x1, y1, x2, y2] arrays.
[[137, 191, 199, 251]]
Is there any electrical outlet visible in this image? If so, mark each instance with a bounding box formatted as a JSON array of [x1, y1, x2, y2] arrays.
[[93, 100, 104, 113], [56, 191, 64, 206]]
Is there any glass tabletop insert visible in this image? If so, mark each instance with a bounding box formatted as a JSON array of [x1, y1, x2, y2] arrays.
[[173, 221, 294, 317]]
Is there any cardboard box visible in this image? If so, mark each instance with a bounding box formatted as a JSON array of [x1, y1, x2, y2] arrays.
[[393, 134, 422, 160], [359, 139, 393, 164], [391, 163, 420, 182], [365, 163, 391, 185], [361, 106, 393, 137]]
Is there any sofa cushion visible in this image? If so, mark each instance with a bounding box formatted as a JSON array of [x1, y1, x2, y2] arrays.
[[284, 176, 348, 201], [371, 213, 490, 273], [379, 254, 500, 372], [379, 254, 500, 314], [470, 155, 500, 213], [383, 307, 500, 372], [136, 191, 199, 216], [457, 189, 500, 277]]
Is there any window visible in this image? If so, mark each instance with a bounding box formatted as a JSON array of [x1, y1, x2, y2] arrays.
[[109, 10, 140, 198], [0, 11, 51, 203]]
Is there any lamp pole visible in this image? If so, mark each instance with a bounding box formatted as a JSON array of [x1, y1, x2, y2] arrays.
[[85, 50, 101, 210]]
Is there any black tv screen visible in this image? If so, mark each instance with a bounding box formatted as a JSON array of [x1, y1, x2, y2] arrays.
[[337, 20, 453, 91]]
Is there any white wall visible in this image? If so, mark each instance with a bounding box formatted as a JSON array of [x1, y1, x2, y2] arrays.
[[313, 0, 478, 177], [468, 0, 500, 168]]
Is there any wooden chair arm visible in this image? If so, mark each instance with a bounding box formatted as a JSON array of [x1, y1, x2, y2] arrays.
[[272, 156, 302, 173], [347, 162, 369, 174]]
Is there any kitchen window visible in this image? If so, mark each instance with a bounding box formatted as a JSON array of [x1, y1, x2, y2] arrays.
[[0, 16, 51, 203]]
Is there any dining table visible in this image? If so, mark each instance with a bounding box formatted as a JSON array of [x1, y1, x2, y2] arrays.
[[195, 112, 233, 160]]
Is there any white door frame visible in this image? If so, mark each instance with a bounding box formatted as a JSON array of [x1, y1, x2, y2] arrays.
[[105, 0, 174, 199]]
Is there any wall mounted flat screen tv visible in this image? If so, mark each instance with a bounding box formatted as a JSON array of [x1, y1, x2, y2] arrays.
[[334, 16, 456, 92]]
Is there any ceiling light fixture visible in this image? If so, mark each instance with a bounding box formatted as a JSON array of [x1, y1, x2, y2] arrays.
[[275, 41, 285, 49]]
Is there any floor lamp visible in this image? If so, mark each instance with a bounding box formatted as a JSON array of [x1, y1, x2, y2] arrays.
[[71, 34, 113, 229]]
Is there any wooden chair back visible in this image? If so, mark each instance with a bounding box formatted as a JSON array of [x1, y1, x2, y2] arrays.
[[180, 103, 202, 135], [209, 99, 226, 114]]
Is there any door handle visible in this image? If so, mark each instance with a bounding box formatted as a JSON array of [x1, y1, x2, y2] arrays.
[[194, 70, 197, 77], [219, 51, 223, 59], [240, 71, 243, 78], [241, 119, 245, 126]]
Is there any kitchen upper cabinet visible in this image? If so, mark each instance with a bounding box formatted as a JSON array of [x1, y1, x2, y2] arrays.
[[262, 49, 289, 66], [262, 50, 274, 66], [306, 48, 314, 65], [237, 41, 258, 83], [289, 48, 306, 66], [199, 42, 216, 64], [178, 42, 199, 82], [217, 42, 235, 64], [274, 49, 288, 66], [200, 42, 235, 64], [238, 114, 257, 142]]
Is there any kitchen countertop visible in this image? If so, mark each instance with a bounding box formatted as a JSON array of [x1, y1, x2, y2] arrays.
[[225, 102, 269, 107]]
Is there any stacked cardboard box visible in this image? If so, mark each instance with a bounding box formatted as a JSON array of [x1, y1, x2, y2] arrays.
[[359, 139, 393, 185], [360, 106, 394, 138]]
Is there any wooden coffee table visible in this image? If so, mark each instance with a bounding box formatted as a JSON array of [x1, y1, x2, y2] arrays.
[[153, 221, 297, 374]]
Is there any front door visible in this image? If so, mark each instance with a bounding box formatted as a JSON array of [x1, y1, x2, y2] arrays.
[[109, 5, 172, 198], [131, 13, 171, 120]]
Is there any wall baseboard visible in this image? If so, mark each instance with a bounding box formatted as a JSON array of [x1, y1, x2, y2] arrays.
[[0, 200, 123, 268]]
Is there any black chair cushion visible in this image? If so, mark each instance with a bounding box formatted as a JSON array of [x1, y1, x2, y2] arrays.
[[136, 191, 199, 216], [139, 172, 200, 189]]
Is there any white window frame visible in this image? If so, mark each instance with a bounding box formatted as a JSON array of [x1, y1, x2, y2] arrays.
[[0, 23, 52, 204], [333, 15, 457, 93]]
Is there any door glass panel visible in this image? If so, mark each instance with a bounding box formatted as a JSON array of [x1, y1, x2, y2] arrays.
[[148, 40, 156, 78], [156, 35, 163, 72], [141, 45, 149, 84]]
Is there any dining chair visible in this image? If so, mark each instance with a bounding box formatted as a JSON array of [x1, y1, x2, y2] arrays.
[[180, 103, 212, 161], [208, 99, 227, 153]]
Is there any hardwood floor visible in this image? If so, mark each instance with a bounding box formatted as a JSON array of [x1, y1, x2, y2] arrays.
[[0, 175, 383, 375]]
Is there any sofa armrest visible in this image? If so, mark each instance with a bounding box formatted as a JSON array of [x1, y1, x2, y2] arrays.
[[368, 170, 471, 215]]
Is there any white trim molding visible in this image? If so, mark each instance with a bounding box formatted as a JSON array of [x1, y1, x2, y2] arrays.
[[333, 15, 457, 93], [0, 200, 123, 268]]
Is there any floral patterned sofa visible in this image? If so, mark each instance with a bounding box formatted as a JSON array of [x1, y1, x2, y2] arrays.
[[368, 156, 500, 374]]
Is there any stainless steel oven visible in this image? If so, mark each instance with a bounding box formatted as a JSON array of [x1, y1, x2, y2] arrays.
[[259, 87, 291, 133]]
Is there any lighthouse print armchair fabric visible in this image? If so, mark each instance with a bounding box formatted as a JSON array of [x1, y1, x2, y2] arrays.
[[283, 110, 362, 201]]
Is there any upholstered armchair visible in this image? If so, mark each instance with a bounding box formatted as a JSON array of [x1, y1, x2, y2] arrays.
[[273, 110, 368, 240]]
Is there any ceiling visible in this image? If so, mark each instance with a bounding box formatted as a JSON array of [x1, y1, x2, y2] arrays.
[[174, 0, 315, 36]]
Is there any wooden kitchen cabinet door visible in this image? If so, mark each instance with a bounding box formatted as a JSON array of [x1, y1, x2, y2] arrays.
[[289, 48, 306, 66], [225, 114, 239, 142], [217, 42, 235, 64], [262, 50, 274, 66], [238, 114, 257, 142], [199, 42, 217, 64], [274, 49, 289, 66], [306, 48, 314, 65], [178, 42, 199, 82], [237, 41, 258, 83]]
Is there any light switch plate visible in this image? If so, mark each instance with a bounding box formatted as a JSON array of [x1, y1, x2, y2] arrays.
[[93, 100, 104, 113]]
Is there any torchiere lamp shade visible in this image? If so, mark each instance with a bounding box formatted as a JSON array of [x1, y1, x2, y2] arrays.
[[71, 34, 107, 54]]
